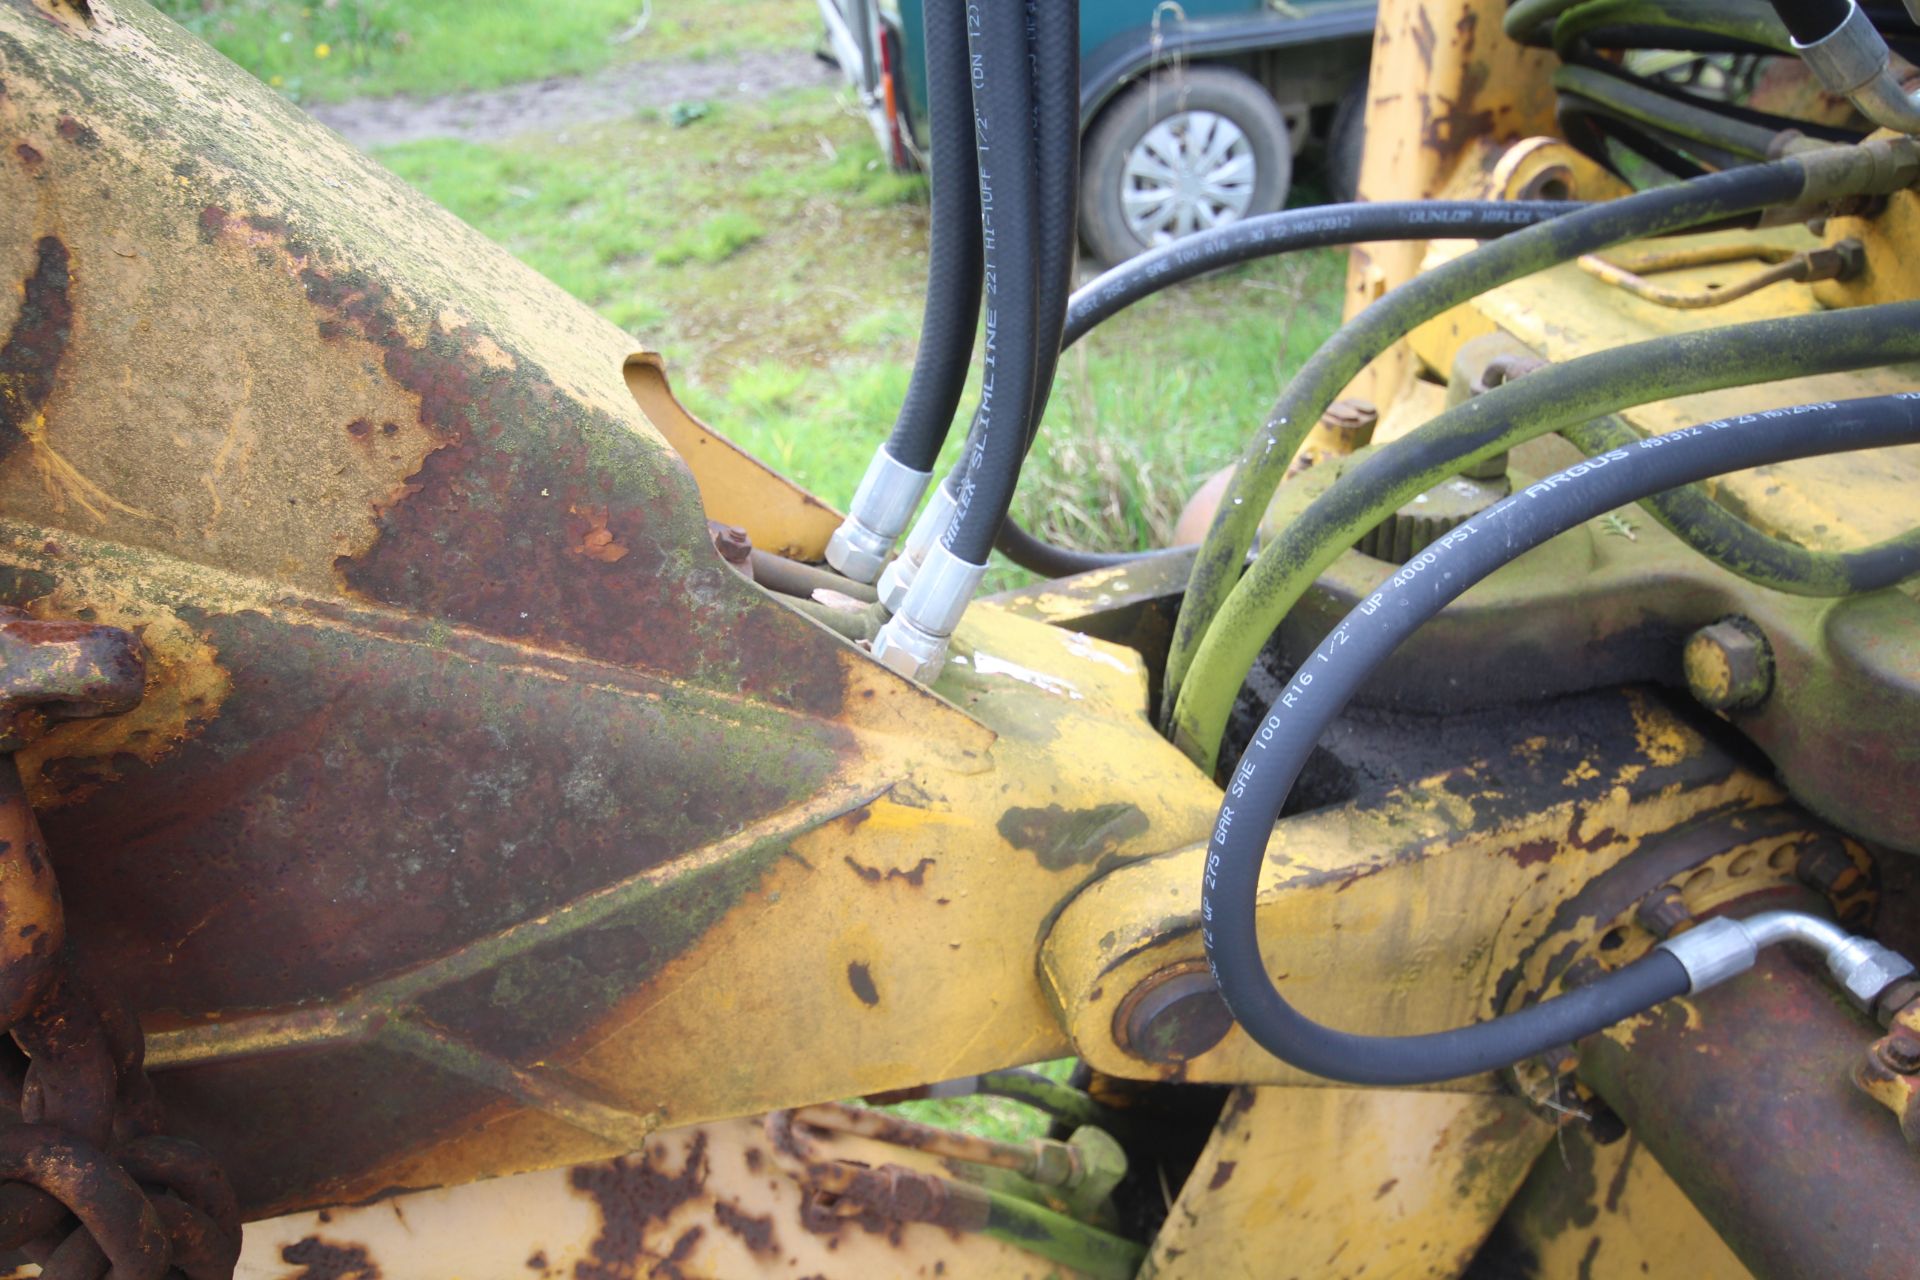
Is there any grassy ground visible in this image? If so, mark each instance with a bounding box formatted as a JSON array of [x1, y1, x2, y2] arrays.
[[152, 0, 817, 102], [378, 89, 1346, 577]]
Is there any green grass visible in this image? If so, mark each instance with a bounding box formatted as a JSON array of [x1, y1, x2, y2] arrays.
[[881, 1059, 1080, 1145], [377, 81, 1345, 587], [151, 0, 819, 103]]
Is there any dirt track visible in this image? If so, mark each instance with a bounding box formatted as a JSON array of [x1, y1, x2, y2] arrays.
[[307, 47, 839, 149]]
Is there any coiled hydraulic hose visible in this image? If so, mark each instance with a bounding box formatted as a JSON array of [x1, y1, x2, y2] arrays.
[[1204, 394, 1920, 1086], [1161, 140, 1918, 720], [883, 0, 983, 474], [943, 0, 1041, 567], [994, 201, 1585, 577], [1171, 298, 1920, 770]]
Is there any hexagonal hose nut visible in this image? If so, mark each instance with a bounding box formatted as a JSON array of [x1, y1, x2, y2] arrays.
[[826, 449, 933, 584]]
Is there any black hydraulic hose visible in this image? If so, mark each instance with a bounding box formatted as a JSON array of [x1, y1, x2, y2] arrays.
[[1563, 416, 1920, 594], [883, 0, 984, 472], [1064, 201, 1585, 349], [993, 200, 1586, 578], [1165, 147, 1883, 714], [943, 0, 1041, 567], [1203, 393, 1920, 1086], [1024, 0, 1080, 448]]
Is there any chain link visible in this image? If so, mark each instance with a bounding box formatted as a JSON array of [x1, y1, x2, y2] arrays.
[[0, 610, 240, 1278]]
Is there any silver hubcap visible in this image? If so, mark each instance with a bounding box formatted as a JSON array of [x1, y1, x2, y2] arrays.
[[1120, 109, 1257, 245]]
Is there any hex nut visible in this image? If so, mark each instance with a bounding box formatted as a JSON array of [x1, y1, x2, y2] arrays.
[[1683, 617, 1774, 712]]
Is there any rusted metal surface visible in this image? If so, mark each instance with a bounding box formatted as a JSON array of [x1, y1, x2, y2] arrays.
[[1, 0, 1230, 1221], [0, 608, 142, 751], [788, 1103, 1080, 1187], [234, 1112, 1125, 1279], [1112, 961, 1232, 1066], [1580, 945, 1920, 1280], [0, 611, 240, 1277], [1576, 239, 1864, 310]]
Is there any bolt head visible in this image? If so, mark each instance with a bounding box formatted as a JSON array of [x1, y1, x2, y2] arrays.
[[1683, 618, 1774, 712]]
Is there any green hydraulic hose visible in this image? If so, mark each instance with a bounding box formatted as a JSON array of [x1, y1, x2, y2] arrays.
[[1159, 141, 1917, 724], [1551, 0, 1791, 57], [1552, 64, 1785, 161], [1506, 0, 1592, 44], [1563, 415, 1920, 594], [1169, 299, 1920, 773]]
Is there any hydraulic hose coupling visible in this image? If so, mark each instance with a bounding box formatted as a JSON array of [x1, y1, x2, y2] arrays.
[[869, 541, 987, 682], [827, 449, 935, 584], [1794, 0, 1920, 134], [1658, 910, 1916, 1008], [877, 482, 959, 613]]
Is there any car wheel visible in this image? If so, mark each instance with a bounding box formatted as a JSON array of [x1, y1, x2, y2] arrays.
[[1080, 66, 1294, 266], [1327, 75, 1368, 204]]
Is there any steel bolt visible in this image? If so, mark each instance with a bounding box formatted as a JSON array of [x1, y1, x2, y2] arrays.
[[709, 522, 752, 564], [1116, 962, 1234, 1065], [1683, 617, 1774, 713], [1320, 398, 1379, 440], [1876, 1030, 1920, 1075], [1795, 840, 1859, 896], [1635, 885, 1693, 940]]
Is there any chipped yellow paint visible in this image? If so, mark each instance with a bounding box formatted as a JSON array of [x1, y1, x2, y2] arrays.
[[1500, 1128, 1753, 1278], [1338, 0, 1561, 411], [1042, 695, 1795, 1089], [12, 574, 232, 810], [623, 353, 843, 560], [237, 1111, 1107, 1280], [1144, 1088, 1551, 1279], [1409, 226, 1920, 550]]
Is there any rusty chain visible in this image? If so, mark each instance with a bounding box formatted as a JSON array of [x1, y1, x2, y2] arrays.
[[0, 608, 240, 1279]]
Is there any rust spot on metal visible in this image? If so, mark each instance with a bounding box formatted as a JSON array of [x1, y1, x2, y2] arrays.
[[570, 1134, 709, 1280], [225, 241, 855, 716], [569, 506, 630, 564], [1206, 1160, 1237, 1191], [53, 116, 96, 146], [0, 237, 72, 457], [13, 142, 42, 170], [1410, 6, 1436, 71], [345, 419, 372, 440], [197, 205, 227, 244], [846, 961, 879, 1007], [523, 1250, 547, 1271], [1375, 1177, 1399, 1199], [1508, 838, 1556, 869], [842, 855, 934, 887], [714, 1198, 778, 1254], [280, 1237, 381, 1280], [653, 1226, 703, 1280], [997, 802, 1148, 872]]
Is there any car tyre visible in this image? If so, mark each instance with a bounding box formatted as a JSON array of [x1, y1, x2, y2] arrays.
[[1080, 65, 1293, 266]]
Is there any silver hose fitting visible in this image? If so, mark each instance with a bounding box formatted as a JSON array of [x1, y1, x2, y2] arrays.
[[1658, 910, 1916, 1009], [869, 541, 987, 681], [1794, 1, 1920, 134], [877, 482, 958, 613], [827, 449, 934, 584]]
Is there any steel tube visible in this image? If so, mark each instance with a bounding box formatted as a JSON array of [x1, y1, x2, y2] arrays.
[[1579, 946, 1920, 1280]]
